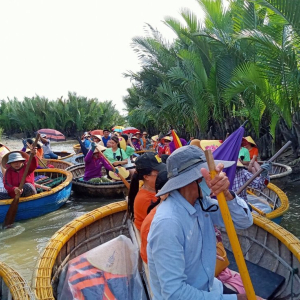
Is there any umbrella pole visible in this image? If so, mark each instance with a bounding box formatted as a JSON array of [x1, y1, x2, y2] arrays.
[[204, 150, 256, 300]]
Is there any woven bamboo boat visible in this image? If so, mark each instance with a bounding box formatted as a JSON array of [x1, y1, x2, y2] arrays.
[[0, 261, 34, 299], [39, 159, 73, 170], [0, 169, 72, 222], [0, 261, 34, 300], [53, 151, 74, 161], [247, 182, 289, 224], [66, 154, 84, 165], [32, 201, 300, 300], [258, 161, 292, 179], [72, 144, 81, 154], [66, 164, 128, 198]]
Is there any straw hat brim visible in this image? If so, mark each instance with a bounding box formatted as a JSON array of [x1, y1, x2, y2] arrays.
[[245, 136, 256, 146], [2, 151, 29, 169], [109, 167, 130, 180], [87, 235, 137, 275], [92, 134, 102, 141]]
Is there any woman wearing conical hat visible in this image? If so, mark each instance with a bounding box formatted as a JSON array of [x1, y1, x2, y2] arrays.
[[242, 136, 259, 160]]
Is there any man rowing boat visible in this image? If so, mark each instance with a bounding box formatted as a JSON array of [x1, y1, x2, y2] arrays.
[[147, 145, 263, 299]]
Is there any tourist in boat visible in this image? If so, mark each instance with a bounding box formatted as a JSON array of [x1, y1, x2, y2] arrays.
[[147, 145, 255, 299], [128, 152, 166, 231], [3, 149, 38, 198], [90, 134, 103, 146], [135, 131, 144, 148], [101, 129, 111, 147], [143, 131, 151, 149], [232, 159, 271, 202], [158, 136, 171, 156], [103, 135, 128, 167], [238, 140, 251, 166], [40, 134, 59, 159], [121, 134, 135, 157], [21, 138, 44, 159], [243, 136, 259, 160], [82, 132, 91, 149], [83, 142, 112, 181], [129, 135, 143, 151], [140, 169, 168, 263], [155, 134, 165, 154]]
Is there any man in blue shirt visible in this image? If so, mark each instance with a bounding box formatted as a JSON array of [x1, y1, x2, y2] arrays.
[[101, 129, 111, 147], [147, 145, 257, 300]]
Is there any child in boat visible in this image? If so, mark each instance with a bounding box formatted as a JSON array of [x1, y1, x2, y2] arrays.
[[83, 142, 113, 181], [3, 149, 38, 198], [127, 152, 166, 231]]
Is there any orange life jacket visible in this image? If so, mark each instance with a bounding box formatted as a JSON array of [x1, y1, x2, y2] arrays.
[[68, 256, 127, 300]]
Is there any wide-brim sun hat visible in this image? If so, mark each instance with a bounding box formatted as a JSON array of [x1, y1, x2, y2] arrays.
[[2, 151, 29, 168], [109, 167, 130, 181], [94, 144, 107, 152], [163, 136, 171, 141], [245, 136, 256, 146], [156, 145, 235, 197]]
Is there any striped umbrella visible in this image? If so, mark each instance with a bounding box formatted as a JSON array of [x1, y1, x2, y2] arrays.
[[37, 129, 66, 142], [112, 126, 124, 133], [122, 127, 139, 134]]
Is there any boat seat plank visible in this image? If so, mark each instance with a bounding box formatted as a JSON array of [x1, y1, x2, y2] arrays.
[[226, 250, 285, 299]]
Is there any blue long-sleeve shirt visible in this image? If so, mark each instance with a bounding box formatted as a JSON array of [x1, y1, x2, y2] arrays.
[[147, 190, 253, 300]]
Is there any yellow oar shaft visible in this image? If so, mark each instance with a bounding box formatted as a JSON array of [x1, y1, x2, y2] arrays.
[[204, 150, 256, 300]]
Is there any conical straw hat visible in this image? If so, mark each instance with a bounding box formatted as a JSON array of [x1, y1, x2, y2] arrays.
[[87, 235, 137, 275], [109, 167, 130, 180], [245, 136, 256, 146]]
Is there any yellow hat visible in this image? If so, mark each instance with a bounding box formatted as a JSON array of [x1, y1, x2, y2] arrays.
[[245, 136, 256, 146], [199, 140, 222, 152], [151, 135, 158, 141], [109, 167, 130, 181], [163, 136, 171, 141], [237, 160, 244, 167], [118, 136, 127, 151], [190, 139, 201, 148]]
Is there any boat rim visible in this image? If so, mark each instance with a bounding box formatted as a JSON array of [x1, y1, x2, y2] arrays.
[[0, 168, 73, 205]]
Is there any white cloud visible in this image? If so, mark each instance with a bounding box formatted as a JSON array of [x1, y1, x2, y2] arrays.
[[0, 0, 203, 112]]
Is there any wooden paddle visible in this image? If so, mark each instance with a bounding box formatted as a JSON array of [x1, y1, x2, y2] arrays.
[[204, 150, 256, 300], [96, 145, 130, 189], [3, 134, 40, 229], [236, 140, 292, 195]]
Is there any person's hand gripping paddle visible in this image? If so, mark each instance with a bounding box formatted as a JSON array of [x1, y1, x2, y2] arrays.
[[204, 149, 256, 300]]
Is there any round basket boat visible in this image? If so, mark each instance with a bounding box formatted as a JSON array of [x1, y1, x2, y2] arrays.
[[32, 201, 300, 300], [0, 169, 73, 222], [247, 182, 289, 224], [0, 260, 34, 299], [39, 159, 73, 170], [66, 164, 129, 198], [67, 154, 84, 165], [53, 151, 74, 161], [72, 144, 81, 154], [258, 161, 292, 179]]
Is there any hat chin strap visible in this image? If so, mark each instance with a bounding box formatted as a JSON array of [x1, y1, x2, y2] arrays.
[[196, 180, 219, 213]]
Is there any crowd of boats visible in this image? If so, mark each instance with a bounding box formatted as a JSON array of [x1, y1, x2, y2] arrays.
[[0, 138, 299, 300]]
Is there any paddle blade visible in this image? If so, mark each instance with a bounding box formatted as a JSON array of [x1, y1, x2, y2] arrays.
[[3, 196, 21, 228]]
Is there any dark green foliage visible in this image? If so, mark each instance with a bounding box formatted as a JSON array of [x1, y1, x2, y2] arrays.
[[0, 92, 125, 136]]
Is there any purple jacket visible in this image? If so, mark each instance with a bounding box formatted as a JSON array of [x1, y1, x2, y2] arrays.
[[169, 138, 187, 153], [83, 150, 112, 181]]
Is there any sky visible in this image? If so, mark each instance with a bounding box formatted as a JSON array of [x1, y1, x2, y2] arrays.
[[0, 0, 204, 113]]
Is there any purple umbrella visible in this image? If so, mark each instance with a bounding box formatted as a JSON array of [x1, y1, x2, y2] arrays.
[[212, 124, 246, 189]]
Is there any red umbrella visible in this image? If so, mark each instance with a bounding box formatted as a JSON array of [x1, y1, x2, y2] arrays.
[[37, 129, 66, 142], [90, 129, 103, 136], [122, 127, 140, 134]]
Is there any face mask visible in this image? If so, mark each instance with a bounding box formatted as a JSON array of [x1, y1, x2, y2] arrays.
[[198, 179, 211, 199]]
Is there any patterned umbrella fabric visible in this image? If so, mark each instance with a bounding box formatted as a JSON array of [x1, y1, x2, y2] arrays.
[[212, 125, 245, 189], [90, 129, 103, 136], [122, 127, 140, 134], [37, 129, 66, 142], [112, 126, 124, 133]]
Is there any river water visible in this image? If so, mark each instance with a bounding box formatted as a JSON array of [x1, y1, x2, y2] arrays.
[[0, 141, 299, 284]]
